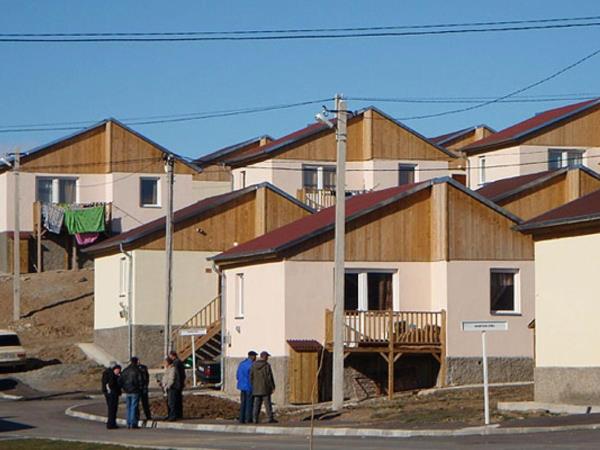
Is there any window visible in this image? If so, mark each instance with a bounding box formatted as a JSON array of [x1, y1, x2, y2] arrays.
[[36, 177, 78, 203], [398, 164, 416, 185], [302, 165, 336, 190], [0, 334, 21, 347], [140, 177, 160, 207], [240, 171, 246, 189], [490, 269, 520, 314], [119, 257, 128, 297], [548, 149, 583, 170], [344, 271, 394, 311], [235, 273, 244, 318], [478, 156, 487, 185]]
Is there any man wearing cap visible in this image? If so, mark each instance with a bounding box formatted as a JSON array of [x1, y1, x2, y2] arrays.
[[236, 350, 257, 424], [101, 362, 121, 429], [250, 351, 277, 423]]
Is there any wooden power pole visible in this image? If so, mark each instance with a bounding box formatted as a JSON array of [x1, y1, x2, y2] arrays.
[[332, 95, 347, 411], [164, 154, 175, 357], [13, 150, 20, 322]]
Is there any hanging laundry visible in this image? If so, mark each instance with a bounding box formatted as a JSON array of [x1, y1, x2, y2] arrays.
[[75, 232, 99, 246], [41, 203, 64, 234], [64, 206, 105, 235]]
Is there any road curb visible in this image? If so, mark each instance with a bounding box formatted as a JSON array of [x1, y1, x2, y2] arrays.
[[65, 403, 600, 439]]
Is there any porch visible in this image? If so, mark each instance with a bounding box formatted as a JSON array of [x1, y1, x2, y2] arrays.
[[296, 188, 370, 211], [325, 309, 447, 399]]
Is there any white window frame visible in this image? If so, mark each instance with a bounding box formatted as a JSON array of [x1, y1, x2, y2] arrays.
[[478, 156, 487, 186], [139, 176, 161, 208], [118, 257, 128, 298], [548, 148, 584, 170], [490, 268, 521, 315], [36, 176, 79, 204], [398, 163, 417, 185], [303, 164, 336, 190], [345, 268, 397, 312], [240, 171, 247, 189], [235, 273, 245, 319]]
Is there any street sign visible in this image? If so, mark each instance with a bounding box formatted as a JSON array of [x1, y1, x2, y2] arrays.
[[180, 328, 207, 336], [461, 319, 508, 426], [462, 321, 508, 332]]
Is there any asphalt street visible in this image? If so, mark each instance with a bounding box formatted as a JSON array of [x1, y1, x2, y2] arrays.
[[2, 398, 600, 449]]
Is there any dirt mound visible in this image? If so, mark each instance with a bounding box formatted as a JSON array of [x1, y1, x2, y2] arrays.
[[150, 394, 239, 420], [0, 269, 94, 365]]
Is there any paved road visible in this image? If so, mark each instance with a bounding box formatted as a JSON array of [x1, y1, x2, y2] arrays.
[[2, 398, 600, 449]]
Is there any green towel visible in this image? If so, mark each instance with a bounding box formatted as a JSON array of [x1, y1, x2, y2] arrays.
[[64, 206, 105, 234]]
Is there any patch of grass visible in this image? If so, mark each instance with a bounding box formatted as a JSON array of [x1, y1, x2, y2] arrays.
[[0, 439, 152, 449]]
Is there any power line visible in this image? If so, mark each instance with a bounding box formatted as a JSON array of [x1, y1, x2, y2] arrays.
[[3, 15, 599, 37], [1, 22, 599, 43]]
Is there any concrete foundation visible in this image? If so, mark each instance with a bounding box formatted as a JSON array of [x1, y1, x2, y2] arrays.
[[535, 367, 600, 405], [224, 356, 289, 406], [446, 357, 533, 385], [94, 325, 165, 367]]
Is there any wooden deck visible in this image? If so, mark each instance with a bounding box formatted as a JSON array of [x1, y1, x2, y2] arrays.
[[325, 309, 447, 398]]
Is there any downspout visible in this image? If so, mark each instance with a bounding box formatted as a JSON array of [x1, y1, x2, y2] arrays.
[[212, 260, 226, 389], [120, 243, 134, 360]]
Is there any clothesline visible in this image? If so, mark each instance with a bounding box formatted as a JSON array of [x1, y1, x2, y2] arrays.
[[40, 202, 107, 246]]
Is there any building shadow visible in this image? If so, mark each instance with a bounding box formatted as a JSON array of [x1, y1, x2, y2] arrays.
[[0, 417, 35, 433]]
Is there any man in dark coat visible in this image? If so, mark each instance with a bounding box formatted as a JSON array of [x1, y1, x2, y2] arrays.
[[236, 350, 257, 424], [169, 351, 186, 419], [101, 362, 121, 429], [119, 356, 144, 429], [138, 361, 152, 421], [250, 351, 277, 423]]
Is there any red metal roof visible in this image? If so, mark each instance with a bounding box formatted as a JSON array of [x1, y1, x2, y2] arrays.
[[214, 182, 429, 262], [287, 339, 323, 352], [464, 98, 600, 153], [476, 170, 559, 201], [429, 126, 476, 145], [520, 188, 600, 229]]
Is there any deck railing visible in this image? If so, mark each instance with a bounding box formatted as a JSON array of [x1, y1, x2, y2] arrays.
[[325, 309, 445, 347], [297, 188, 370, 211], [172, 295, 221, 356]]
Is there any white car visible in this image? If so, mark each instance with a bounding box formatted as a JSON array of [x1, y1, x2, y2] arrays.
[[0, 330, 27, 369]]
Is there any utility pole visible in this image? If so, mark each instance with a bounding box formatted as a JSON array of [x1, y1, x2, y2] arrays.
[[332, 94, 347, 411], [164, 154, 175, 357], [13, 150, 20, 322]]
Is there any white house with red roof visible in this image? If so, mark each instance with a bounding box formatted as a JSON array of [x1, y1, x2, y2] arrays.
[[463, 99, 600, 190], [212, 178, 535, 404], [197, 107, 461, 210]]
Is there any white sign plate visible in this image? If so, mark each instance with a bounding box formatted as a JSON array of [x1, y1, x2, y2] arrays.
[[462, 321, 508, 332], [180, 328, 207, 336]]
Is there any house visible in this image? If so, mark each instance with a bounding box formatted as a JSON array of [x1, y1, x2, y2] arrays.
[[0, 119, 230, 273], [212, 177, 535, 404], [430, 124, 495, 152], [516, 189, 600, 404], [476, 166, 600, 220], [83, 182, 313, 366], [463, 98, 600, 190], [196, 107, 461, 210]]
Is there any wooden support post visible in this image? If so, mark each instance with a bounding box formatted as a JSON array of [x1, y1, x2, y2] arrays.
[[71, 235, 77, 270], [388, 309, 394, 400], [438, 309, 448, 387]]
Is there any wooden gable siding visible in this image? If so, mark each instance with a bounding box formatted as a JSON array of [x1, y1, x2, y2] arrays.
[[289, 188, 433, 262], [370, 111, 451, 161], [498, 175, 567, 221], [110, 122, 196, 175], [138, 193, 257, 252], [193, 164, 232, 182], [447, 185, 533, 260], [523, 106, 600, 147], [445, 128, 495, 152], [264, 188, 312, 233], [272, 117, 365, 162], [578, 170, 600, 197], [20, 127, 107, 174]]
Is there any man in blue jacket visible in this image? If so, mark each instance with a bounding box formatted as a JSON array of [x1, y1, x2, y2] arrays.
[[236, 350, 257, 424]]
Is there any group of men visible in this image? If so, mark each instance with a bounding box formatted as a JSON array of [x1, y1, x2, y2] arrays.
[[236, 350, 277, 424], [101, 350, 186, 429]]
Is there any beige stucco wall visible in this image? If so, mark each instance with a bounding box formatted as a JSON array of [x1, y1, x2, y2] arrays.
[[445, 260, 535, 358], [94, 249, 219, 331], [191, 180, 231, 200], [535, 234, 600, 367]]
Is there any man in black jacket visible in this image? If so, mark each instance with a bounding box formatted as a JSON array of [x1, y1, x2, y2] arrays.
[[119, 357, 144, 429], [169, 351, 186, 419], [101, 362, 121, 429], [138, 361, 152, 421]]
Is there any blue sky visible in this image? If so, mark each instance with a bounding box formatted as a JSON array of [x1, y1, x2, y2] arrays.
[[1, 1, 600, 159]]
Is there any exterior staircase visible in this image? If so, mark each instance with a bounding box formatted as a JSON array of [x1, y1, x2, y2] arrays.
[[171, 295, 221, 362]]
